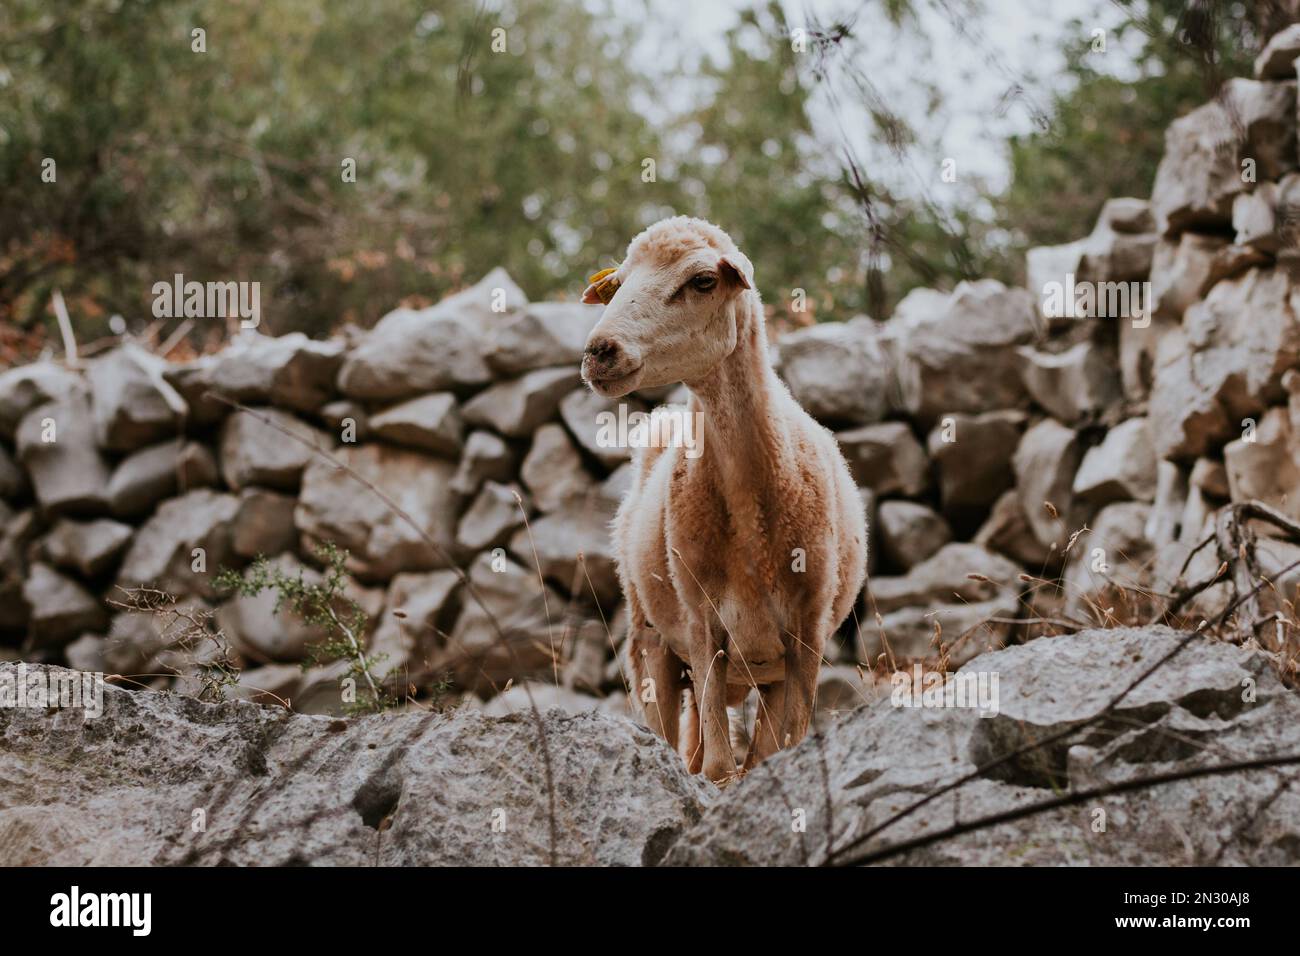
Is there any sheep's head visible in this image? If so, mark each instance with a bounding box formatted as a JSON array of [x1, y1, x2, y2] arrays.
[[580, 216, 753, 398]]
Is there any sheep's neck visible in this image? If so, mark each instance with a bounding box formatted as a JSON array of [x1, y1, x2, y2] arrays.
[[685, 295, 782, 495]]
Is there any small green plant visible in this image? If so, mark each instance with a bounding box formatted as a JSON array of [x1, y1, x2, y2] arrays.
[[216, 542, 391, 715]]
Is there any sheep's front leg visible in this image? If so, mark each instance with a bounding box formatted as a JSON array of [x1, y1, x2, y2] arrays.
[[779, 617, 827, 751], [688, 618, 735, 784], [627, 625, 684, 751], [743, 680, 787, 770]]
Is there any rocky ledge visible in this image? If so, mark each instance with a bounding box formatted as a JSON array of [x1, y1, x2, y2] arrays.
[[3, 626, 1296, 866]]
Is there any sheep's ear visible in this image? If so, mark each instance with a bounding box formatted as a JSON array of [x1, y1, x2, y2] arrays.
[[718, 254, 753, 291], [583, 266, 620, 304]]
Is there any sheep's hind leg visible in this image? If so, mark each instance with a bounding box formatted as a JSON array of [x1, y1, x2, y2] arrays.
[[779, 617, 827, 751]]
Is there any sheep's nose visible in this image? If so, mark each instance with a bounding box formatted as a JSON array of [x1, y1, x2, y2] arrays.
[[585, 337, 622, 364]]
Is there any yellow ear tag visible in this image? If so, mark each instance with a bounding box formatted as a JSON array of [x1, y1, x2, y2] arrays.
[[588, 267, 620, 304]]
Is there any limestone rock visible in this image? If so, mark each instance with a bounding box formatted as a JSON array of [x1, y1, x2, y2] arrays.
[[204, 331, 344, 413], [219, 408, 330, 492], [1072, 417, 1158, 504], [15, 392, 112, 517], [86, 345, 187, 452], [107, 439, 218, 519], [295, 443, 460, 582], [39, 518, 134, 579], [1011, 418, 1084, 550], [925, 410, 1023, 519], [23, 563, 107, 648], [484, 301, 600, 376], [508, 499, 620, 605], [368, 570, 461, 684], [558, 388, 648, 470], [1017, 341, 1122, 424], [521, 423, 596, 512], [0, 363, 83, 440], [457, 481, 527, 552], [337, 309, 492, 401], [369, 392, 464, 458], [1254, 24, 1300, 80], [462, 367, 580, 438], [230, 489, 299, 559], [774, 318, 890, 425], [836, 422, 929, 497], [116, 489, 240, 599], [875, 500, 951, 572], [450, 430, 517, 497]]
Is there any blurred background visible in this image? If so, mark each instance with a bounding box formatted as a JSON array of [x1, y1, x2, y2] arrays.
[[0, 0, 1290, 359]]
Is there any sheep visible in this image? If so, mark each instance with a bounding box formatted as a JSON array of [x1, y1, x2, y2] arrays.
[[579, 216, 868, 784]]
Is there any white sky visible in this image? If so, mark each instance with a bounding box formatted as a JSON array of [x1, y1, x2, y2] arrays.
[[602, 0, 1137, 201]]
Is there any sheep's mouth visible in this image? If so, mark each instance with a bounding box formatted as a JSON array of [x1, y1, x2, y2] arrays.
[[584, 362, 644, 397]]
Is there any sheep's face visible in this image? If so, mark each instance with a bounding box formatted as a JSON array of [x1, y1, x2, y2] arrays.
[[580, 219, 753, 398]]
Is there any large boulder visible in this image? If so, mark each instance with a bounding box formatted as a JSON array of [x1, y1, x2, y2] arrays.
[[773, 318, 890, 426], [508, 500, 620, 605], [294, 443, 461, 582], [666, 628, 1300, 865], [1149, 268, 1300, 460], [218, 408, 330, 492], [1011, 418, 1084, 550], [874, 500, 951, 572], [520, 423, 597, 512], [116, 489, 241, 599], [925, 410, 1023, 520], [1075, 198, 1157, 283], [15, 391, 113, 516], [0, 663, 710, 866], [39, 518, 134, 579], [451, 430, 518, 497], [836, 422, 929, 497], [457, 481, 528, 552], [106, 439, 218, 519], [1017, 341, 1122, 424], [1072, 417, 1158, 505], [483, 301, 600, 376], [22, 563, 107, 648], [200, 331, 344, 413], [0, 362, 82, 440], [1151, 78, 1297, 234], [369, 393, 464, 458], [338, 310, 492, 402], [85, 345, 187, 452], [462, 367, 581, 438], [886, 281, 1039, 422]]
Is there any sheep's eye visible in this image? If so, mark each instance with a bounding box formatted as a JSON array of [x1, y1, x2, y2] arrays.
[[690, 273, 718, 292]]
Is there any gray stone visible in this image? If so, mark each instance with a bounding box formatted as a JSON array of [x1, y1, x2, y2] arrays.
[[1017, 341, 1122, 424], [368, 570, 461, 684], [40, 518, 133, 578], [866, 542, 1023, 615], [925, 410, 1023, 517], [1011, 418, 1084, 550], [508, 499, 620, 605], [886, 280, 1038, 421], [457, 481, 527, 553], [338, 309, 492, 402], [295, 443, 460, 582], [64, 633, 105, 673], [369, 392, 464, 458], [1076, 198, 1158, 282], [449, 430, 516, 497], [230, 489, 299, 559], [1152, 79, 1297, 234], [219, 407, 329, 492], [774, 318, 890, 425], [116, 489, 241, 599], [479, 682, 602, 717], [1072, 417, 1158, 504], [0, 662, 710, 866], [107, 439, 218, 519], [1150, 233, 1227, 321], [85, 345, 187, 452], [0, 362, 82, 440], [521, 423, 596, 512], [204, 331, 344, 413], [836, 422, 929, 497], [558, 388, 648, 470], [862, 597, 1017, 667], [462, 367, 580, 438], [1062, 502, 1153, 617], [973, 489, 1054, 569], [484, 301, 600, 375], [0, 443, 27, 501], [666, 628, 1300, 866], [23, 563, 107, 647], [15, 392, 112, 517], [875, 500, 951, 571]]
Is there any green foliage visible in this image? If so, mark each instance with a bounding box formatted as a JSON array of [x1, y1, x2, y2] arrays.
[[215, 542, 390, 715]]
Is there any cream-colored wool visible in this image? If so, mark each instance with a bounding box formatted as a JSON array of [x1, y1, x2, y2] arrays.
[[580, 216, 868, 783]]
